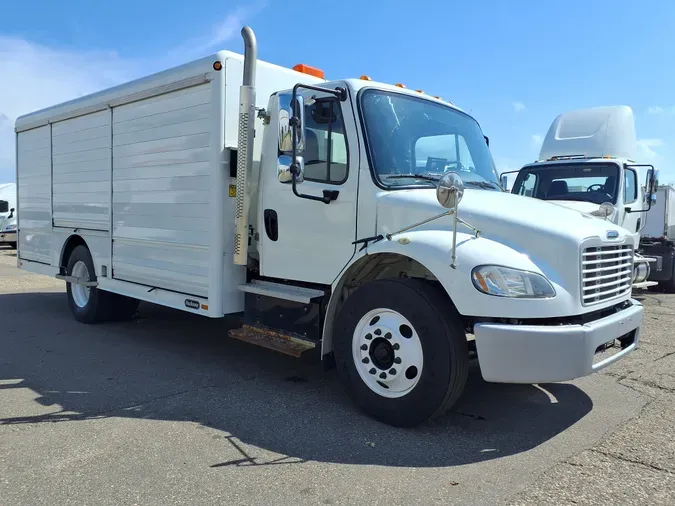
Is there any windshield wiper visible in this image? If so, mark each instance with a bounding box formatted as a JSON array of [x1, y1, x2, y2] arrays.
[[465, 180, 500, 190], [384, 174, 441, 182]]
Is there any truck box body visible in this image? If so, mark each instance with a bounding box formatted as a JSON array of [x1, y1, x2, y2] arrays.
[[15, 51, 321, 317], [643, 185, 675, 240]]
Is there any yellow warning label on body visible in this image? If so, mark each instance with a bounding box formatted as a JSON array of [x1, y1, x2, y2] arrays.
[[229, 185, 236, 197]]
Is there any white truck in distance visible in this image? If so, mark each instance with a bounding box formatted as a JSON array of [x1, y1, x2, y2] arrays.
[[504, 106, 659, 289], [0, 183, 17, 249], [15, 27, 643, 427]]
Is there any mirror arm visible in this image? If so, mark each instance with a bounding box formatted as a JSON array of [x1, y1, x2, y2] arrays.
[[289, 170, 332, 204]]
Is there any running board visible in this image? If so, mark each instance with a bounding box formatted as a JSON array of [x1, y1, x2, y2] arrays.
[[237, 280, 325, 304], [228, 324, 316, 357]]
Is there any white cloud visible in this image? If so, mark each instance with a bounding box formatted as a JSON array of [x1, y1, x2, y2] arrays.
[[647, 106, 665, 115], [531, 134, 543, 148], [637, 138, 665, 163], [0, 6, 262, 182], [0, 37, 141, 181], [512, 101, 526, 112], [170, 2, 267, 59]]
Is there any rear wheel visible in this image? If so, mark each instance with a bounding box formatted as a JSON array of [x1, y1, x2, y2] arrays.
[[333, 278, 469, 427], [66, 245, 138, 323]]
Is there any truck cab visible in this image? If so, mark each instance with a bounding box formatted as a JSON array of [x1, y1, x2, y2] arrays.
[[504, 106, 658, 288]]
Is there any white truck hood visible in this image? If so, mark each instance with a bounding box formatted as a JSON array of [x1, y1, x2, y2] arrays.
[[376, 188, 631, 297]]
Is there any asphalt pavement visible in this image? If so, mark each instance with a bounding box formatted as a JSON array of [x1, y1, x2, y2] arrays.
[[1, 246, 673, 505]]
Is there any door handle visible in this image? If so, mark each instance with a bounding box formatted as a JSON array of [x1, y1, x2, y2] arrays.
[[323, 190, 339, 202]]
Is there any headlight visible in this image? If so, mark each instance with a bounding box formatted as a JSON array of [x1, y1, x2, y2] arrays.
[[471, 265, 556, 298], [4, 224, 16, 231]]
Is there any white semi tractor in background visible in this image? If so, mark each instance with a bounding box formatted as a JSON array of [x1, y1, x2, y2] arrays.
[[0, 182, 17, 248], [504, 106, 659, 290], [15, 27, 643, 427]]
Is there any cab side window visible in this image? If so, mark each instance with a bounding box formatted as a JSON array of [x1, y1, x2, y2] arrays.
[[624, 169, 637, 204], [303, 98, 348, 184], [518, 173, 537, 197]]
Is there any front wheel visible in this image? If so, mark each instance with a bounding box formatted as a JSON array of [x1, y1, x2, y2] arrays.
[[333, 278, 469, 427]]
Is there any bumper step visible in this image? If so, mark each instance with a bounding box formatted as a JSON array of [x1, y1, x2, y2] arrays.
[[228, 324, 316, 358]]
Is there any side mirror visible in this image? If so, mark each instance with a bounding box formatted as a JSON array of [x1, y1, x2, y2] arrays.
[[500, 174, 508, 190], [278, 155, 304, 184], [278, 93, 305, 154]]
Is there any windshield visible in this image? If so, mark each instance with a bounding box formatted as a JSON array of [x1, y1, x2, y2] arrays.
[[512, 163, 620, 205], [359, 89, 500, 189]]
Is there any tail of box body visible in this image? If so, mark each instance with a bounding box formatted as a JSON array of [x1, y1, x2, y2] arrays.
[[15, 51, 321, 317]]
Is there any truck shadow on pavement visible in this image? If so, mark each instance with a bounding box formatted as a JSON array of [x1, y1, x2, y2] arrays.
[[0, 292, 593, 468]]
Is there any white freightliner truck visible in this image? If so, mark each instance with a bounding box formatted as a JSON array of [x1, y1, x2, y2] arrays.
[[504, 106, 659, 289], [15, 27, 643, 427]]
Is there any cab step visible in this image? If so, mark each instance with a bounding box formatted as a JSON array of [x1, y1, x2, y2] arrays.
[[228, 324, 316, 357], [237, 279, 325, 303]]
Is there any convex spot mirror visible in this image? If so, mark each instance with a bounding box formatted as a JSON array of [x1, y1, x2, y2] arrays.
[[278, 154, 305, 184], [437, 171, 465, 209]]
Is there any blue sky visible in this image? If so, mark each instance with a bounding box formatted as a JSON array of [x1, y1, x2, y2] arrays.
[[1, 0, 674, 183]]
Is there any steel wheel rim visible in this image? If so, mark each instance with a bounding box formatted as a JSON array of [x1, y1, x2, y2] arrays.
[[70, 260, 91, 308], [352, 308, 424, 399]]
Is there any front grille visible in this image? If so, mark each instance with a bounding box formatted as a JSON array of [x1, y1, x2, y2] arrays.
[[581, 244, 633, 305]]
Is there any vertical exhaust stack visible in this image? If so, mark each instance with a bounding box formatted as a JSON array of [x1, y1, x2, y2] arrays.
[[233, 26, 257, 266]]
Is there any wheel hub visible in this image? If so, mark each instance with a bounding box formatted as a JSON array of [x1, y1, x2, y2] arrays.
[[352, 308, 424, 399], [369, 337, 395, 370]]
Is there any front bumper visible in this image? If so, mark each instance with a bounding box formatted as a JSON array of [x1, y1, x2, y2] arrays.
[[474, 300, 643, 383], [0, 230, 16, 244]]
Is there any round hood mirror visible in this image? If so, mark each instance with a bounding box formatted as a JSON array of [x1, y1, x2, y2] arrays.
[[436, 171, 465, 209]]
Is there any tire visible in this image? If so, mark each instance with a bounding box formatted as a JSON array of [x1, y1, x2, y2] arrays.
[[333, 278, 469, 427], [66, 245, 139, 323]]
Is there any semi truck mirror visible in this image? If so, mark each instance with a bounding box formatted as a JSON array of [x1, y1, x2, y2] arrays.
[[500, 174, 508, 189], [277, 93, 305, 154], [278, 154, 304, 184]]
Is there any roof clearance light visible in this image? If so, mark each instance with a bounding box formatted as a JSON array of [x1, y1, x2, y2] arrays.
[[360, 75, 372, 81], [213, 61, 223, 71], [395, 83, 406, 88], [434, 95, 442, 99], [416, 89, 424, 93], [293, 64, 325, 79]]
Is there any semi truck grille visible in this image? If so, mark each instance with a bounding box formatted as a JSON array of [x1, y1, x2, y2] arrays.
[[581, 244, 633, 305]]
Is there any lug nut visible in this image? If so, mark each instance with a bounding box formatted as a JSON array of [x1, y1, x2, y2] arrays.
[[394, 357, 402, 364], [369, 368, 376, 375], [374, 329, 382, 336], [361, 344, 368, 351], [365, 333, 372, 340], [385, 332, 392, 339], [362, 357, 370, 364], [389, 368, 396, 375], [393, 343, 400, 350], [379, 372, 387, 379]]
